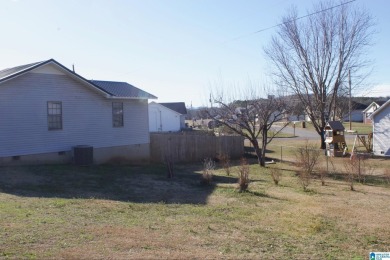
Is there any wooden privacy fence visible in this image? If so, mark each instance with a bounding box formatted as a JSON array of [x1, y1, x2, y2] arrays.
[[150, 133, 244, 163]]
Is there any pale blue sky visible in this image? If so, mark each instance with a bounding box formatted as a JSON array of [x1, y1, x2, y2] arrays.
[[1, 0, 389, 107]]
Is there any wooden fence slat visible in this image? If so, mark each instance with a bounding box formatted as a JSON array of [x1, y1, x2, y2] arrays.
[[150, 133, 244, 163]]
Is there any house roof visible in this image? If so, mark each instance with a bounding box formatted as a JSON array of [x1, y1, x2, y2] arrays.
[[158, 102, 187, 115], [325, 121, 345, 131], [371, 99, 390, 118], [362, 101, 386, 112], [0, 59, 156, 100], [0, 60, 49, 83], [351, 101, 367, 110], [90, 80, 156, 99]]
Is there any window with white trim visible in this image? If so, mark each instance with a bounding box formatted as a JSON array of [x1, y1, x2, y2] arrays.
[[47, 101, 62, 130], [112, 102, 124, 127]]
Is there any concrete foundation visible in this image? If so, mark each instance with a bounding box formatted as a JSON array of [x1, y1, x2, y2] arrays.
[[0, 143, 150, 166]]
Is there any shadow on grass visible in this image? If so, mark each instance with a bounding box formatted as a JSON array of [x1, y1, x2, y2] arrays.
[[246, 190, 273, 198], [0, 164, 240, 205]]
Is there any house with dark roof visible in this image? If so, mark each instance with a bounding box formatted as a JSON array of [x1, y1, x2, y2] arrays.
[[362, 101, 386, 124], [341, 101, 367, 122], [370, 99, 390, 156], [0, 59, 156, 164], [148, 102, 187, 132]]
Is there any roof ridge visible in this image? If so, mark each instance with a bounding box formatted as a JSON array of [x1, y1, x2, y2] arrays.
[[90, 79, 127, 83], [0, 59, 51, 82]]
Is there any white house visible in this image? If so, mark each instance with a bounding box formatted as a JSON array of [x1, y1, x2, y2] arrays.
[[148, 102, 187, 132], [362, 101, 386, 124], [342, 102, 367, 122], [370, 99, 390, 156], [0, 59, 157, 164]]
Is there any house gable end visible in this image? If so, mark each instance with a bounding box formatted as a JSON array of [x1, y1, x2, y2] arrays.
[[371, 99, 390, 119], [158, 102, 187, 115]]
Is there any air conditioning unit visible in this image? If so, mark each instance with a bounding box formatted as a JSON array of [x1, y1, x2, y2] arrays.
[[73, 145, 93, 166]]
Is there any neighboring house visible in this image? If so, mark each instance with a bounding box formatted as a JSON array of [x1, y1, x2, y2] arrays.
[[148, 102, 187, 132], [0, 59, 156, 165], [363, 101, 386, 124], [370, 99, 390, 156], [341, 102, 367, 122]]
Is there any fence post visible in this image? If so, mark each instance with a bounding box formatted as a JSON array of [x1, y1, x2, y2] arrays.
[[280, 146, 283, 163], [326, 152, 329, 174]]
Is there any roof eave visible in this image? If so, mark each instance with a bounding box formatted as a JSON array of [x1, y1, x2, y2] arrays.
[[371, 99, 390, 118], [108, 96, 157, 100]]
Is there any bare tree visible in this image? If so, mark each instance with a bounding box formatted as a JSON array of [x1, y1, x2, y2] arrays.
[[208, 85, 290, 167], [265, 1, 374, 148]]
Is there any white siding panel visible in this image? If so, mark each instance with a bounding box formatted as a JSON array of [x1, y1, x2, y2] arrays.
[[0, 72, 149, 157], [148, 103, 181, 132], [373, 105, 390, 156]]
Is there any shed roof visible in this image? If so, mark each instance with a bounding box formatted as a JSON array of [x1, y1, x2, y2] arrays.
[[158, 102, 187, 115], [325, 121, 345, 131]]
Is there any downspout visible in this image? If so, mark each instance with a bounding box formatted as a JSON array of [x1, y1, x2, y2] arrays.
[[159, 109, 162, 131]]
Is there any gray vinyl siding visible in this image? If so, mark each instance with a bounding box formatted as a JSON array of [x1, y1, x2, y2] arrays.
[[0, 72, 149, 157]]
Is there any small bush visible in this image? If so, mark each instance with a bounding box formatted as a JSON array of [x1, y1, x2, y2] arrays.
[[217, 153, 231, 176], [294, 142, 321, 191], [343, 157, 357, 191], [237, 158, 250, 192], [297, 170, 311, 191], [358, 155, 375, 183], [269, 168, 282, 185], [318, 167, 327, 186], [201, 158, 215, 185]]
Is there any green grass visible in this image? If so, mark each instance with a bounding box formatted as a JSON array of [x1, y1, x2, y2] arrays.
[[0, 158, 389, 259], [293, 121, 373, 135], [342, 122, 373, 135]]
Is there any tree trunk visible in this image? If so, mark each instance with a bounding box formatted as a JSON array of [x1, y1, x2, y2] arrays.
[[250, 138, 263, 167], [259, 126, 268, 167], [320, 131, 326, 149]]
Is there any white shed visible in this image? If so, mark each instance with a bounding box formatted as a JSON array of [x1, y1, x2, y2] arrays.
[[148, 102, 187, 132], [371, 99, 390, 156]]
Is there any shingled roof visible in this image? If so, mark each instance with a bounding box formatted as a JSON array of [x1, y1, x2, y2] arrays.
[[159, 102, 187, 115], [0, 59, 156, 100], [325, 121, 345, 131], [90, 80, 156, 99]]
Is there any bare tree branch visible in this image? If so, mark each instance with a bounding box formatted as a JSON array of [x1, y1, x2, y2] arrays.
[[208, 84, 291, 167], [264, 0, 374, 148]]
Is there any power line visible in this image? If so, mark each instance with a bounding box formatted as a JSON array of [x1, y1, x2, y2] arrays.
[[227, 0, 357, 43], [117, 0, 358, 77]]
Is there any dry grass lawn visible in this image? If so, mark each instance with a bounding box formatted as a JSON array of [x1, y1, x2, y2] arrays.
[[0, 152, 389, 259]]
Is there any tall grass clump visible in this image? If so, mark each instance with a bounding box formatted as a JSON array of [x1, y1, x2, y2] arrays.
[[201, 158, 215, 185], [217, 153, 231, 176], [318, 167, 327, 186], [237, 158, 250, 192], [269, 167, 282, 185]]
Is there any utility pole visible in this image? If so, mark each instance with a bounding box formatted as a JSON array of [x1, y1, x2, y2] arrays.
[[349, 70, 352, 131]]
